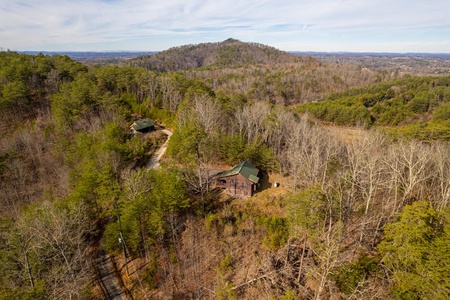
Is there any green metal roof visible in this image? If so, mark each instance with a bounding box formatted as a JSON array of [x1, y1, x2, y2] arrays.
[[131, 118, 154, 131], [217, 161, 259, 183]]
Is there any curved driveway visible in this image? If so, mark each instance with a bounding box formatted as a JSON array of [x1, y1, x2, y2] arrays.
[[146, 129, 173, 169]]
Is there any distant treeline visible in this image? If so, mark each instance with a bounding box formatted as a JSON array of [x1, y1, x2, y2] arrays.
[[18, 51, 157, 62]]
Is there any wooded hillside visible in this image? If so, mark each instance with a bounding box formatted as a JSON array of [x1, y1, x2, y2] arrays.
[[297, 75, 450, 140], [128, 38, 298, 72], [1, 42, 449, 300]]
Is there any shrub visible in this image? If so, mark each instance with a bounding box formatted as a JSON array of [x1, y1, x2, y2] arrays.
[[433, 102, 450, 121], [258, 216, 289, 250], [409, 92, 430, 113], [205, 212, 217, 232], [333, 255, 379, 294], [219, 253, 233, 271]]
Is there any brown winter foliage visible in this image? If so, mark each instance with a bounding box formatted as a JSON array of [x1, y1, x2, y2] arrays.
[[1, 42, 450, 299], [128, 38, 297, 72]]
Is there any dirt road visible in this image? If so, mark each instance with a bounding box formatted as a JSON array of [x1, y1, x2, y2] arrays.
[[96, 128, 173, 299], [146, 129, 173, 169]]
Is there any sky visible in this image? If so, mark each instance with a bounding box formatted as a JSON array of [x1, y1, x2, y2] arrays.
[[1, 0, 450, 53]]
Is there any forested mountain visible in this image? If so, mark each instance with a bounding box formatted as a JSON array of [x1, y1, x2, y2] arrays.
[[1, 45, 450, 300], [128, 38, 297, 72]]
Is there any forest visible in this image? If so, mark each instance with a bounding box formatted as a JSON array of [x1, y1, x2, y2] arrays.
[[297, 75, 450, 139], [0, 40, 449, 300]]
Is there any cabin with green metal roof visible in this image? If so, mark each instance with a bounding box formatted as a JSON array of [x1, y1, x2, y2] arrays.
[[130, 118, 155, 135], [214, 161, 260, 197]]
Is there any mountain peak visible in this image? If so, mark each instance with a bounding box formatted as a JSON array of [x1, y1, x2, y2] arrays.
[[128, 40, 298, 72], [223, 38, 241, 44]]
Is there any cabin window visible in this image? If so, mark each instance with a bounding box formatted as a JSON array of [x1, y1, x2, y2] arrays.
[[230, 180, 235, 187], [219, 179, 226, 184], [242, 182, 248, 189]]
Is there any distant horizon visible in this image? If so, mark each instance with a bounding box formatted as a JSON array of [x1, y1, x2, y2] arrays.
[[10, 38, 450, 56], [16, 48, 450, 56]]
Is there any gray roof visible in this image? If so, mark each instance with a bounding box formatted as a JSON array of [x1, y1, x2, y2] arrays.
[[216, 161, 259, 183]]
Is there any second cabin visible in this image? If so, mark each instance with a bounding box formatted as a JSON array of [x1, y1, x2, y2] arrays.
[[130, 118, 155, 135], [214, 161, 260, 197]]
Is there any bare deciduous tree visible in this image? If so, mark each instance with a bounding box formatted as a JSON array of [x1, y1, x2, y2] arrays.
[[235, 102, 271, 142], [160, 76, 182, 112], [27, 201, 93, 300], [429, 142, 450, 210], [193, 94, 222, 135], [386, 140, 432, 214]]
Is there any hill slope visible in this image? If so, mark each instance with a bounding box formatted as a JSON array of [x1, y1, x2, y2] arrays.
[[128, 38, 297, 71], [296, 75, 450, 140]]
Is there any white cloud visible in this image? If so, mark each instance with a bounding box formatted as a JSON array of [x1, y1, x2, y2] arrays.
[[1, 0, 450, 52]]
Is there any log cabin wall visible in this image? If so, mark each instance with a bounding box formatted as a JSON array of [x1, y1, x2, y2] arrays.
[[217, 174, 255, 197]]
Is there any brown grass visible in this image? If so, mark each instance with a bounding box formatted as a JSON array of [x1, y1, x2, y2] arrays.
[[324, 125, 366, 143]]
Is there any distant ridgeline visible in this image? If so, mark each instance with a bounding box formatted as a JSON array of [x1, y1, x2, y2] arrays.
[[127, 38, 299, 72], [18, 51, 157, 62]]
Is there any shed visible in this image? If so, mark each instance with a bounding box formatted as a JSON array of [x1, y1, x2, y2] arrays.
[[130, 118, 155, 134], [214, 161, 260, 197]]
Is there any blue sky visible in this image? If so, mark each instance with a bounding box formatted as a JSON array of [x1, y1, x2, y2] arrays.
[[1, 0, 450, 53]]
